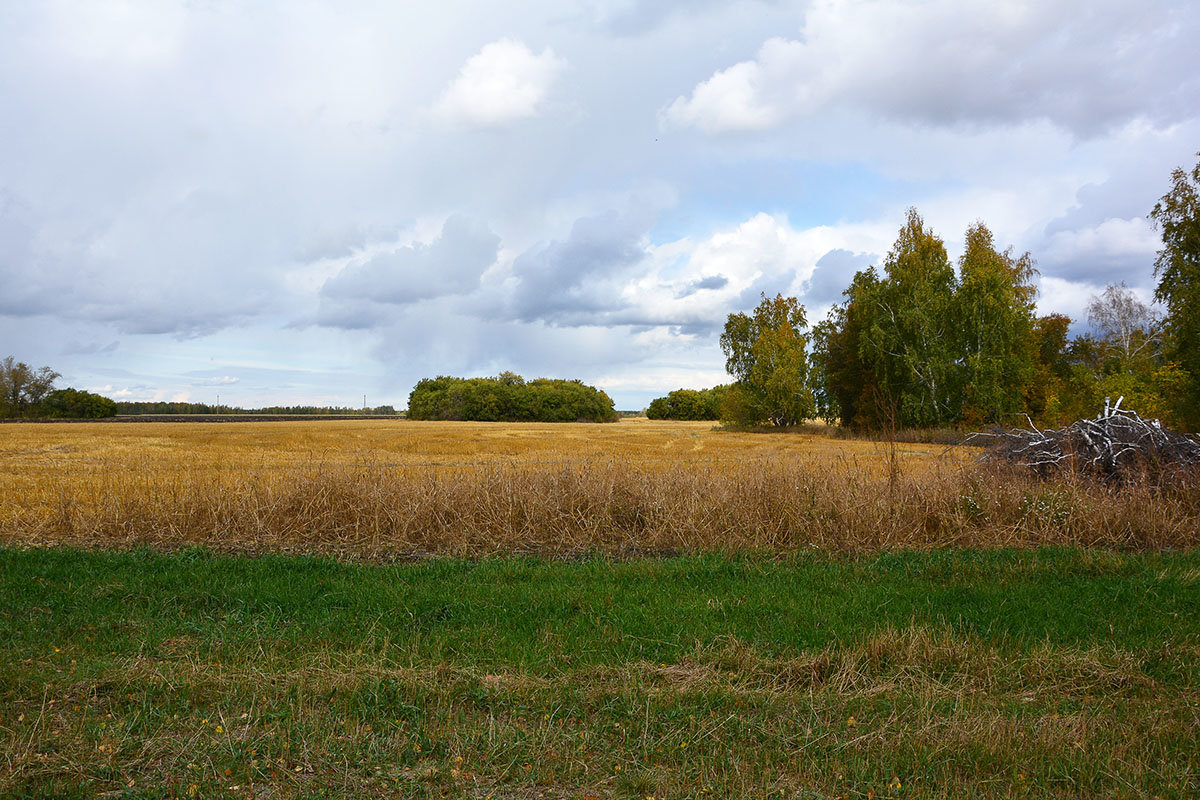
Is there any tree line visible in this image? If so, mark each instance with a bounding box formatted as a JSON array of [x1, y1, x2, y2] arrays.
[[113, 402, 398, 416], [0, 359, 401, 419], [0, 357, 117, 419], [648, 155, 1200, 431], [407, 373, 618, 423]]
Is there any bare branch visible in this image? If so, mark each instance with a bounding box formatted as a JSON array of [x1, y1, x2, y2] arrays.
[[978, 404, 1200, 481]]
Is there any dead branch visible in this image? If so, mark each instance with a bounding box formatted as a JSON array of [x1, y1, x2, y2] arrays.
[[969, 397, 1200, 481]]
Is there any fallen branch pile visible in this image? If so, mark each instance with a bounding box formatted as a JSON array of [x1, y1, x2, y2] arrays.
[[973, 397, 1200, 480]]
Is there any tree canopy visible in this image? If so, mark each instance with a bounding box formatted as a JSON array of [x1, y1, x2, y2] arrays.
[[866, 209, 960, 426], [1, 357, 61, 418], [1151, 152, 1200, 424], [719, 293, 814, 427], [645, 386, 730, 420], [41, 388, 118, 419], [407, 373, 617, 423], [807, 202, 1194, 431], [955, 222, 1038, 424], [813, 210, 969, 428]]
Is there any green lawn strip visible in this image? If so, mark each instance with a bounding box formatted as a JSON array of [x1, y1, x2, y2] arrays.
[[1, 546, 1198, 799]]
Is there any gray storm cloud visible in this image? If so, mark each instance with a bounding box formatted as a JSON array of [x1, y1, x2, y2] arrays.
[[803, 249, 877, 307], [505, 211, 650, 325], [322, 215, 501, 306]]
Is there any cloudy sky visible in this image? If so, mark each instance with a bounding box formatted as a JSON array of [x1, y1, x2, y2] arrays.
[[2, 0, 1198, 409]]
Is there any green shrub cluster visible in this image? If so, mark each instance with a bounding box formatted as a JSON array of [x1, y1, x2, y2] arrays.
[[40, 388, 118, 418], [407, 372, 617, 423], [645, 385, 731, 420]]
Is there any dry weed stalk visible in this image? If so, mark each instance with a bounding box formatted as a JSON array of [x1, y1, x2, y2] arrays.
[[5, 454, 1199, 557]]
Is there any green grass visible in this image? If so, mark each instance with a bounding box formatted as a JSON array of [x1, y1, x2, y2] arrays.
[[2, 547, 1199, 798]]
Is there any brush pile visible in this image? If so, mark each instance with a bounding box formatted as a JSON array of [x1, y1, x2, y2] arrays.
[[974, 397, 1200, 480]]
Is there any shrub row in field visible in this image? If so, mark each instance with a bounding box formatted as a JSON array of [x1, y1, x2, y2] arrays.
[[407, 372, 618, 423], [646, 385, 731, 420]]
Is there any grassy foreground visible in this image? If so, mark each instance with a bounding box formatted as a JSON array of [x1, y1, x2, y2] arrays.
[[2, 548, 1199, 798]]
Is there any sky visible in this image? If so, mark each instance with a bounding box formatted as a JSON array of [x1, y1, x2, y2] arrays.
[[2, 0, 1198, 410]]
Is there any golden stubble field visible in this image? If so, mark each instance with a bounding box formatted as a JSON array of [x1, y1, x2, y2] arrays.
[[2, 418, 1197, 556], [0, 417, 948, 471]]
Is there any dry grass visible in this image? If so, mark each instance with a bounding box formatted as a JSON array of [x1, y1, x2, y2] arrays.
[[5, 627, 1196, 798], [3, 418, 1199, 556]]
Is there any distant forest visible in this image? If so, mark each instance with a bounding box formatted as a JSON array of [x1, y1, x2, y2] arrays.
[[0, 361, 401, 419], [113, 402, 398, 416]]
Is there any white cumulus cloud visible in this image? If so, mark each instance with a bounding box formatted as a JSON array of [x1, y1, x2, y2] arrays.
[[664, 0, 1199, 136], [434, 38, 565, 127], [622, 212, 887, 329]]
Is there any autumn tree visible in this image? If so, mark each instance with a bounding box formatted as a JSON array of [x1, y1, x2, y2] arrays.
[[720, 293, 814, 426], [1150, 153, 1200, 423], [1025, 313, 1073, 422], [0, 356, 60, 417], [1079, 282, 1189, 426]]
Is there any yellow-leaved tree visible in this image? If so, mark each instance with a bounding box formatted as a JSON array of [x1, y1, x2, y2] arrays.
[[719, 293, 814, 427]]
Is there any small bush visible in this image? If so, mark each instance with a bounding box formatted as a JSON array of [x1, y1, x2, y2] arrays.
[[646, 386, 731, 420]]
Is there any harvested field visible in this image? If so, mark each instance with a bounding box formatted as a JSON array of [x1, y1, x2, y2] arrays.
[[5, 422, 1199, 799], [3, 418, 1199, 556]]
